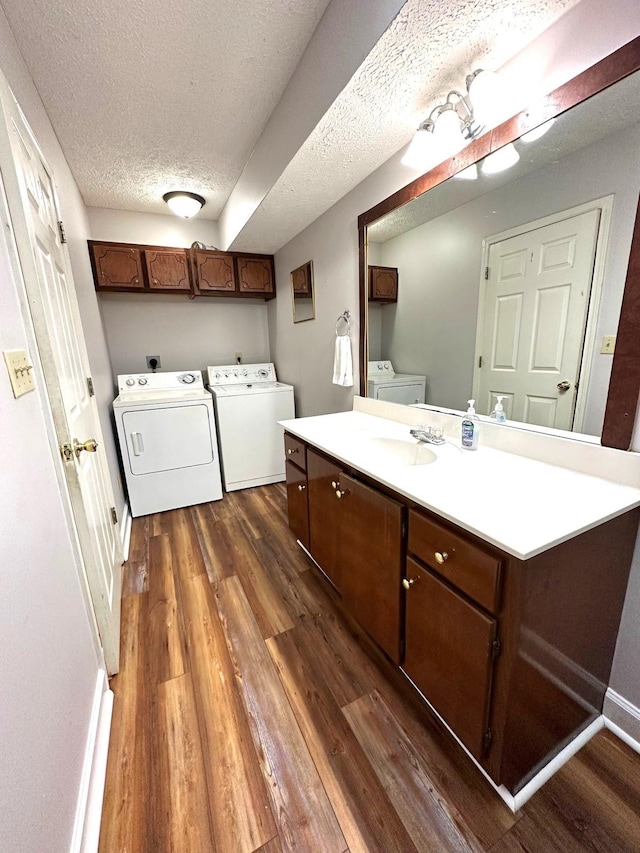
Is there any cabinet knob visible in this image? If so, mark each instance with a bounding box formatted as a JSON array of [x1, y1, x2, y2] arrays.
[[402, 577, 417, 590], [335, 488, 347, 499], [435, 551, 449, 564], [331, 480, 338, 489], [297, 484, 306, 491], [287, 447, 298, 455]]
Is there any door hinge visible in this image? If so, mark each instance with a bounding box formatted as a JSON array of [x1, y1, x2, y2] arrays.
[[478, 355, 483, 369], [58, 220, 67, 244], [87, 376, 95, 397], [484, 727, 493, 754], [110, 507, 118, 525], [492, 636, 501, 658], [484, 266, 489, 280]]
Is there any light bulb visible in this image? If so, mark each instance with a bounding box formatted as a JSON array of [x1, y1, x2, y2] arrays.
[[520, 118, 556, 143], [481, 143, 520, 175], [401, 122, 436, 169], [434, 107, 463, 146], [467, 69, 507, 128], [453, 163, 478, 181]]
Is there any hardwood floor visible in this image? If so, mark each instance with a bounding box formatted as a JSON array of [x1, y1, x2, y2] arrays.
[[100, 484, 640, 852]]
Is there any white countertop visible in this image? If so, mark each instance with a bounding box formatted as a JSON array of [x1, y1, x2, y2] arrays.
[[280, 410, 640, 560]]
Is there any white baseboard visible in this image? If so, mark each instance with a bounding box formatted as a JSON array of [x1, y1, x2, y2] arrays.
[[70, 670, 114, 853], [121, 501, 132, 563], [604, 689, 640, 754]]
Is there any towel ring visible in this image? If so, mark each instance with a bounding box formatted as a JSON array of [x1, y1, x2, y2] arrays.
[[335, 310, 351, 335]]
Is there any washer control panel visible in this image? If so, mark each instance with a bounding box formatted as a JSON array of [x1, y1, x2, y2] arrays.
[[206, 363, 277, 386], [117, 370, 204, 395]]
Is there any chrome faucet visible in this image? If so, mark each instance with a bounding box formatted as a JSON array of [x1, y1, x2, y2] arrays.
[[410, 424, 445, 445]]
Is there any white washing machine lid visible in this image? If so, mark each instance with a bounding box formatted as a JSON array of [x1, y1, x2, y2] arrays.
[[209, 381, 293, 397], [367, 373, 426, 388]]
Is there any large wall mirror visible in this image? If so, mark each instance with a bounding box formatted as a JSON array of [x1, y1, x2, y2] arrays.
[[359, 38, 640, 450]]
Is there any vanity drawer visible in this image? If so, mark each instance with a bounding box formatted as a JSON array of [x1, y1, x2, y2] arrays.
[[284, 433, 306, 470], [408, 509, 502, 614]]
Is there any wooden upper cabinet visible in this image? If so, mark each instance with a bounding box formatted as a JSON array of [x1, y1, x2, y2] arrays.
[[369, 265, 398, 303], [191, 250, 236, 294], [144, 248, 191, 291], [291, 262, 312, 297], [237, 256, 275, 296], [89, 240, 276, 300], [90, 242, 144, 291]]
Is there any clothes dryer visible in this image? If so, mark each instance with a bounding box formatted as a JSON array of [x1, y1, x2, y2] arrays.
[[367, 360, 426, 405], [113, 370, 223, 517]]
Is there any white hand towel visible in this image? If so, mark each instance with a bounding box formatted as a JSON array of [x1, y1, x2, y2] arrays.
[[333, 334, 353, 387]]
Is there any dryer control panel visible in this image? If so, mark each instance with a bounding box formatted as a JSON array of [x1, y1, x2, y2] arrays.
[[206, 363, 277, 386], [117, 370, 204, 395]]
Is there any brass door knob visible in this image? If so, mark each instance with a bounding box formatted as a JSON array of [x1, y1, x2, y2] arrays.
[[402, 577, 416, 589], [434, 551, 448, 564], [74, 437, 98, 457], [557, 380, 572, 392]]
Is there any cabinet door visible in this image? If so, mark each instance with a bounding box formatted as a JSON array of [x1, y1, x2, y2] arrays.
[[286, 460, 309, 548], [291, 262, 311, 297], [339, 472, 404, 663], [144, 249, 191, 292], [237, 256, 275, 297], [369, 265, 398, 302], [192, 250, 236, 294], [403, 557, 497, 759], [307, 449, 343, 590], [90, 242, 144, 291]]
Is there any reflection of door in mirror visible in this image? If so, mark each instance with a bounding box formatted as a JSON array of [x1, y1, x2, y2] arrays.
[[473, 205, 604, 432], [291, 260, 315, 323], [365, 91, 640, 439]]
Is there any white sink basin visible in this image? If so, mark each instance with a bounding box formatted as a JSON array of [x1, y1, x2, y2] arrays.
[[365, 436, 437, 466]]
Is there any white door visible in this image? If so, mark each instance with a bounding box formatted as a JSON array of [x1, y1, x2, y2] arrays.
[[475, 209, 600, 430], [0, 81, 123, 673]]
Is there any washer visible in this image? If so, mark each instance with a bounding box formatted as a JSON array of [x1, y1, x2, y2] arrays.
[[367, 360, 426, 405], [113, 370, 223, 517], [207, 363, 295, 492]]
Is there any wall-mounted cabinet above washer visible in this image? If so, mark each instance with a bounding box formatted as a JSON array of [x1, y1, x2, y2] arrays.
[[368, 265, 398, 303], [190, 249, 275, 299], [88, 240, 276, 300]]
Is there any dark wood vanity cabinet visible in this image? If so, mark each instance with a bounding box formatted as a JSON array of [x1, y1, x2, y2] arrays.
[[307, 446, 404, 662], [368, 265, 398, 302], [285, 435, 309, 548], [191, 249, 275, 299], [286, 433, 640, 795]]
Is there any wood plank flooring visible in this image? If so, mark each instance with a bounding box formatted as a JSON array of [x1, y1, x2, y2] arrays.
[[100, 484, 640, 852]]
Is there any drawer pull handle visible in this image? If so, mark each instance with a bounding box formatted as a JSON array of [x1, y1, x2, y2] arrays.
[[297, 484, 306, 491], [287, 447, 299, 455], [402, 577, 417, 589], [435, 551, 449, 564]]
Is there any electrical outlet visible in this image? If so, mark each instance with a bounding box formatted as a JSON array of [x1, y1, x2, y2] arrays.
[[235, 351, 242, 364], [600, 336, 616, 355], [146, 355, 161, 370]]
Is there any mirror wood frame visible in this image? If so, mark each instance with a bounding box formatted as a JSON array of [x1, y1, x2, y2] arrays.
[[358, 36, 640, 450]]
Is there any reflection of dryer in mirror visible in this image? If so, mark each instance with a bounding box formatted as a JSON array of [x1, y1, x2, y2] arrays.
[[367, 361, 426, 405]]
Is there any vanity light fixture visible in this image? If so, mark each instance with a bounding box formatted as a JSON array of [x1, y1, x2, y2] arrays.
[[163, 190, 206, 218], [520, 117, 556, 143], [402, 69, 504, 169], [480, 142, 520, 175]]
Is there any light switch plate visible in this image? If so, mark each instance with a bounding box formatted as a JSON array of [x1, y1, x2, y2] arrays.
[[3, 349, 35, 397], [600, 335, 616, 355]]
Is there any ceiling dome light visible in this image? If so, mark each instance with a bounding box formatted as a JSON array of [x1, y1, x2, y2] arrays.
[[163, 191, 206, 218], [481, 143, 520, 175]]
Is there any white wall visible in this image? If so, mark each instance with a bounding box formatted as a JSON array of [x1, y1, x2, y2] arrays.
[[0, 118, 102, 853], [377, 124, 640, 434], [271, 0, 640, 730], [89, 208, 271, 379]]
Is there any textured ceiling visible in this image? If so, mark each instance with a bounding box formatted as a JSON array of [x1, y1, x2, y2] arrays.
[[233, 0, 582, 252], [0, 0, 332, 218], [2, 0, 581, 246]]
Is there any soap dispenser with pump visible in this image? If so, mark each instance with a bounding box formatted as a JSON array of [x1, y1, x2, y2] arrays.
[[461, 399, 480, 450], [490, 395, 507, 423]]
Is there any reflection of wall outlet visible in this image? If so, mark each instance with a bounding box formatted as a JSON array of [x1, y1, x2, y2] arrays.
[[600, 336, 616, 355]]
